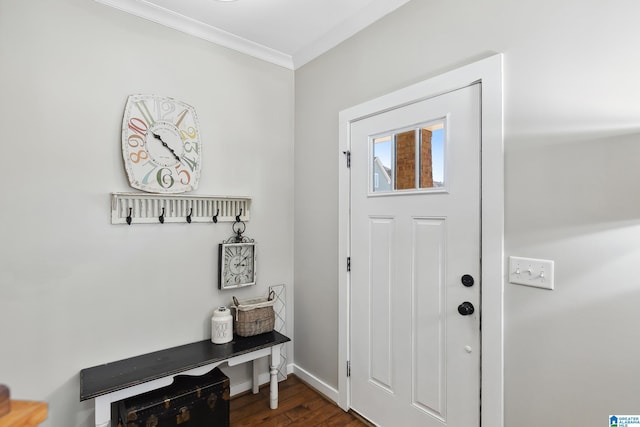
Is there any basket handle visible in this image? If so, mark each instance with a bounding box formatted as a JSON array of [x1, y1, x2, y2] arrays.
[[268, 289, 275, 301], [232, 296, 239, 306]]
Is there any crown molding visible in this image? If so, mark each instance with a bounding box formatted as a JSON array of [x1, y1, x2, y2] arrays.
[[95, 0, 295, 69], [96, 0, 412, 70], [292, 0, 412, 69]]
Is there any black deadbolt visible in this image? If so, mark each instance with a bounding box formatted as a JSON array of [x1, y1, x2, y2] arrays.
[[461, 274, 475, 287], [457, 302, 475, 316]]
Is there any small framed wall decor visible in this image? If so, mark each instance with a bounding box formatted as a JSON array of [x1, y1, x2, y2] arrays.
[[218, 217, 256, 290], [218, 241, 256, 289]]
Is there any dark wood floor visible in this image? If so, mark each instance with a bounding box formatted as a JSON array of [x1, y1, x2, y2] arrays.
[[231, 375, 372, 426]]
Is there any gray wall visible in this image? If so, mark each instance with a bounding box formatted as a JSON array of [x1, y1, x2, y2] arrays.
[[0, 1, 293, 426], [294, 0, 640, 425], [3, 0, 639, 425]]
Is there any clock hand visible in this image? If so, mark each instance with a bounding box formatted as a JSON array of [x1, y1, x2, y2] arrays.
[[151, 132, 181, 162]]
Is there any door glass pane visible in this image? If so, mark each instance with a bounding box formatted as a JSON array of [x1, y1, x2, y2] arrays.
[[395, 130, 416, 190], [370, 121, 445, 194], [372, 135, 393, 192], [420, 122, 445, 189]]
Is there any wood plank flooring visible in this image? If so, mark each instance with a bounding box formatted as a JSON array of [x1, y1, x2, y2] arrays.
[[231, 375, 372, 426]]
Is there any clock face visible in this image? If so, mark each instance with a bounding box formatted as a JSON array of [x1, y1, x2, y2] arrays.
[[122, 94, 201, 193], [219, 243, 256, 289]]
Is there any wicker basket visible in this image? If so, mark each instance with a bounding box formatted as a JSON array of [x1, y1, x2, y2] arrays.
[[231, 291, 275, 337]]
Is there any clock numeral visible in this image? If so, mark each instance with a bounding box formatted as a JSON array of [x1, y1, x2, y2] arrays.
[[175, 165, 191, 185], [128, 117, 148, 137], [184, 141, 198, 154], [181, 154, 198, 172], [181, 143, 199, 172], [180, 126, 197, 142], [156, 167, 175, 189], [225, 273, 235, 284], [141, 161, 158, 184], [135, 101, 156, 127], [127, 134, 144, 148], [130, 149, 149, 164], [157, 99, 176, 121], [174, 109, 189, 128]]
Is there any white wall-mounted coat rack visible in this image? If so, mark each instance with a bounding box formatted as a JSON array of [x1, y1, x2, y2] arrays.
[[111, 193, 251, 225]]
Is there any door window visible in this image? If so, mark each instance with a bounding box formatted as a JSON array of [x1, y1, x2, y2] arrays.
[[371, 121, 445, 194]]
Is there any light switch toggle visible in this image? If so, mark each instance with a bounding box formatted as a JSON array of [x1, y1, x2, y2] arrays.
[[509, 256, 555, 290]]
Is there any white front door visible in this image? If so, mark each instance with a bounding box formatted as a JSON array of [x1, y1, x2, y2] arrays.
[[350, 84, 481, 427]]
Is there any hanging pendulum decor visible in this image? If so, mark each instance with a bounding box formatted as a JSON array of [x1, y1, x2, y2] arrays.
[[218, 213, 256, 290]]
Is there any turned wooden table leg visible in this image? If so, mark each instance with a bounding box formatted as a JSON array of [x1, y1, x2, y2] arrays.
[[252, 360, 260, 394], [269, 345, 282, 409]]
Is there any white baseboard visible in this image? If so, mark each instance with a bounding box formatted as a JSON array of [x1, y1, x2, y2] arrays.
[[292, 364, 339, 404], [228, 363, 340, 406], [230, 363, 295, 397]]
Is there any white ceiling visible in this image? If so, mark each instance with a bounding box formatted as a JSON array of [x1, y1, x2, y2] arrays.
[[95, 0, 412, 69]]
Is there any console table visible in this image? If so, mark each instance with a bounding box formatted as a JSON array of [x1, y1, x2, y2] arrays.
[[80, 331, 290, 427]]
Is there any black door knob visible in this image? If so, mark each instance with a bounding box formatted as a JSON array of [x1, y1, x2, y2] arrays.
[[457, 302, 475, 316], [461, 274, 475, 287]]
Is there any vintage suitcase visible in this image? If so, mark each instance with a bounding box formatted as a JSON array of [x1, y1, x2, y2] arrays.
[[119, 367, 229, 427]]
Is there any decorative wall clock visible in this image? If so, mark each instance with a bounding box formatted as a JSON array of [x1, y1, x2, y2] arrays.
[[121, 94, 201, 193], [219, 220, 256, 290]]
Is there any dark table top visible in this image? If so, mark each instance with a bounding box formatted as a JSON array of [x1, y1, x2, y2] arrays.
[[80, 331, 290, 401]]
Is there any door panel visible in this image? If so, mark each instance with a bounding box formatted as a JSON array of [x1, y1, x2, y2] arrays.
[[412, 217, 446, 419], [369, 216, 394, 391], [350, 84, 481, 427]]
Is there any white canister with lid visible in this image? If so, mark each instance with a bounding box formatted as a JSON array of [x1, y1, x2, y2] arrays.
[[211, 306, 233, 344]]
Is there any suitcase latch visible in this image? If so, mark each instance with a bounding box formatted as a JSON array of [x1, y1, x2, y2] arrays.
[[146, 414, 158, 427], [176, 406, 190, 424]]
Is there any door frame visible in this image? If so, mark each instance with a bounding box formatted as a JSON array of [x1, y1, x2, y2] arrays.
[[337, 54, 504, 427]]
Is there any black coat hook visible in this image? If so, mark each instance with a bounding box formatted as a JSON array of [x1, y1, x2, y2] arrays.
[[235, 208, 243, 223], [186, 208, 193, 224], [212, 208, 219, 223], [159, 207, 165, 224], [126, 208, 132, 225]]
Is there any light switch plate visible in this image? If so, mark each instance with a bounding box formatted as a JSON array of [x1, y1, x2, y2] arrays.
[[508, 256, 554, 290]]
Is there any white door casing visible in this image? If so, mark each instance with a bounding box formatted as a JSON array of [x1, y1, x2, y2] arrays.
[[338, 54, 504, 427]]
